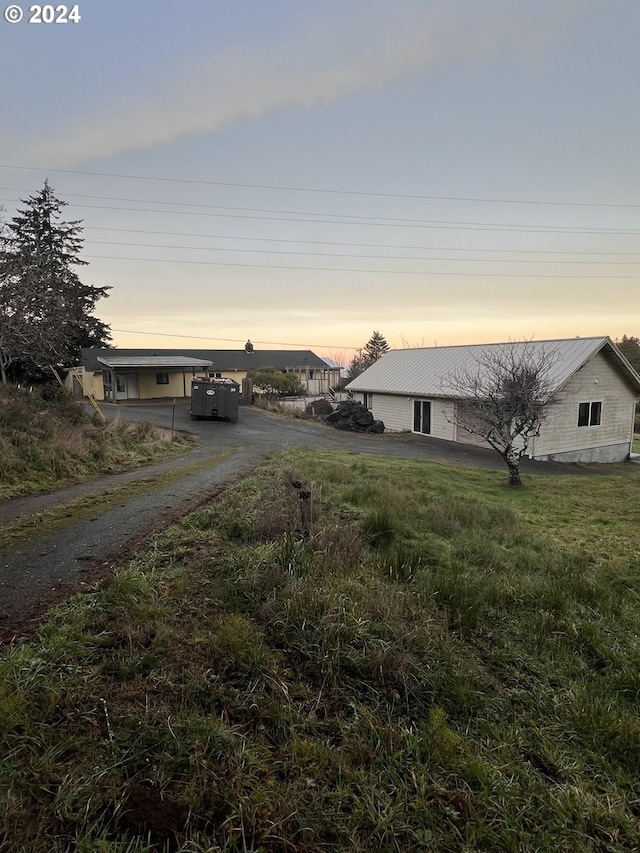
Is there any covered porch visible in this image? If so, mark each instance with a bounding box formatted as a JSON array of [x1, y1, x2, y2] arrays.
[[97, 356, 213, 403]]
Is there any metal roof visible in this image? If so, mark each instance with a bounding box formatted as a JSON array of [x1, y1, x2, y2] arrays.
[[97, 356, 213, 369], [83, 348, 332, 372], [346, 337, 640, 397]]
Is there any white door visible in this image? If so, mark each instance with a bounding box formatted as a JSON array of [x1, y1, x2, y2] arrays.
[[126, 374, 139, 398], [115, 373, 139, 400]]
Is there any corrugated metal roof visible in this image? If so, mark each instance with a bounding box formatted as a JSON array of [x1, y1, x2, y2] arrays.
[[97, 356, 213, 369], [346, 337, 640, 396], [82, 349, 331, 372]]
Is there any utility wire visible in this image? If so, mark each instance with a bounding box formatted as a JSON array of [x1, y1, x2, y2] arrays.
[[84, 238, 638, 265], [109, 328, 359, 350], [1, 197, 635, 235], [83, 226, 640, 256], [3, 187, 637, 234], [85, 254, 637, 277], [2, 163, 638, 208]]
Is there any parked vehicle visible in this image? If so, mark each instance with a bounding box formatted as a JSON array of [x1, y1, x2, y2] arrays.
[[190, 376, 240, 423]]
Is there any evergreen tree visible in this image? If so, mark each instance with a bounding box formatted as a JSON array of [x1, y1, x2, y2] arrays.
[[615, 335, 640, 374], [363, 330, 390, 363], [0, 181, 111, 382], [346, 330, 389, 381]]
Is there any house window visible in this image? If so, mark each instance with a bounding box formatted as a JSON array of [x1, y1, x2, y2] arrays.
[[578, 401, 602, 427], [413, 400, 432, 435], [156, 373, 169, 385], [363, 392, 372, 409]]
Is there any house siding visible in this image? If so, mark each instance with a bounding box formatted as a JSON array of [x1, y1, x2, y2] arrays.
[[65, 368, 103, 400], [533, 351, 636, 461], [137, 370, 189, 399], [354, 393, 456, 438], [432, 400, 457, 440], [356, 360, 635, 463], [369, 393, 411, 432]]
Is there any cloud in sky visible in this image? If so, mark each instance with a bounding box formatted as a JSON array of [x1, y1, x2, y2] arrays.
[[15, 1, 550, 167]]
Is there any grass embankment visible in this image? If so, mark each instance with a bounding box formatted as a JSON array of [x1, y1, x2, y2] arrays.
[[1, 451, 638, 852], [0, 385, 191, 499]]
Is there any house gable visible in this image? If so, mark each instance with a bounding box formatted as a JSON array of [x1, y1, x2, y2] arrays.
[[348, 337, 640, 463]]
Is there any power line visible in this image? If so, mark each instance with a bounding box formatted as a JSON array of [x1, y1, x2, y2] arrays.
[[4, 187, 637, 234], [110, 328, 359, 351], [85, 238, 638, 265], [1, 197, 635, 235], [85, 253, 637, 277], [83, 225, 640, 257], [2, 163, 638, 209]]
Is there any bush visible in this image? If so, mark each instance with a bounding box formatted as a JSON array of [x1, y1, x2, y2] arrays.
[[246, 367, 305, 397]]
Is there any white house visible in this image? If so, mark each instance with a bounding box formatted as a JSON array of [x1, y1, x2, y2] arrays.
[[346, 337, 640, 463]]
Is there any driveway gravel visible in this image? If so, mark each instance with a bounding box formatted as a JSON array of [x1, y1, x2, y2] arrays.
[[0, 401, 608, 644]]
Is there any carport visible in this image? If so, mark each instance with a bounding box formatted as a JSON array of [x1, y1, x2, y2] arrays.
[[98, 356, 213, 402]]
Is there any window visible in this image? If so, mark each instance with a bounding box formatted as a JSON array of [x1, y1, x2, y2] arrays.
[[578, 401, 602, 427], [413, 400, 431, 434], [363, 392, 372, 409], [156, 372, 169, 385]]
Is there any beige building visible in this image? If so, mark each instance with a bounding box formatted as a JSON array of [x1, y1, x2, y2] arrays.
[[71, 348, 341, 402], [346, 337, 640, 463]]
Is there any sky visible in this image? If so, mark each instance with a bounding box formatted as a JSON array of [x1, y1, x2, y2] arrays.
[[0, 0, 638, 362]]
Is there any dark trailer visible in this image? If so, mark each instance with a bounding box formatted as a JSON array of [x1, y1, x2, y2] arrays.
[[190, 376, 240, 423]]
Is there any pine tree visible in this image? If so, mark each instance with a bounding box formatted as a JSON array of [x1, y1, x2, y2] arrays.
[[0, 181, 111, 381], [346, 330, 389, 381], [615, 335, 640, 374], [363, 330, 390, 363]]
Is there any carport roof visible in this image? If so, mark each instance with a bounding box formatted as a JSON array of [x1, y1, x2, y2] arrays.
[[97, 356, 213, 369]]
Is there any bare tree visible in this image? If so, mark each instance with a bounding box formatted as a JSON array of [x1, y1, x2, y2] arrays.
[[441, 342, 560, 486]]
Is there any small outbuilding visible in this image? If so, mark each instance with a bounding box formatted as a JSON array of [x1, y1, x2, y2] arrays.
[[346, 336, 640, 463]]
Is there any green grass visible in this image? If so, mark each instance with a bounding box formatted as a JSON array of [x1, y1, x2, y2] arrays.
[[0, 450, 638, 852], [0, 385, 192, 499], [0, 449, 236, 553]]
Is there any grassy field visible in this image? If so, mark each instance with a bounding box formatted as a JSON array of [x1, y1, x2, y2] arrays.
[[0, 385, 191, 499], [0, 450, 638, 852]]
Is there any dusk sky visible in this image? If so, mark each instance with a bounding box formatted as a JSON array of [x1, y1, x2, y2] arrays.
[[1, 0, 638, 361]]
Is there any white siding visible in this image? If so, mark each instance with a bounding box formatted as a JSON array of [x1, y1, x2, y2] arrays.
[[369, 393, 411, 432], [355, 393, 456, 437], [534, 351, 637, 458], [432, 400, 456, 440]]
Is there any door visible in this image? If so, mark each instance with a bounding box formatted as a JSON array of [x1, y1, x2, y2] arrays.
[[115, 373, 139, 400], [413, 400, 431, 434], [126, 374, 139, 399]]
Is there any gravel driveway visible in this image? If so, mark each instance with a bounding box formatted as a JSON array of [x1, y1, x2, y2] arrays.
[[0, 401, 604, 643]]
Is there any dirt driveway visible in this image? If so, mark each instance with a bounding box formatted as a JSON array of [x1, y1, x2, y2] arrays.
[[0, 402, 604, 643]]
